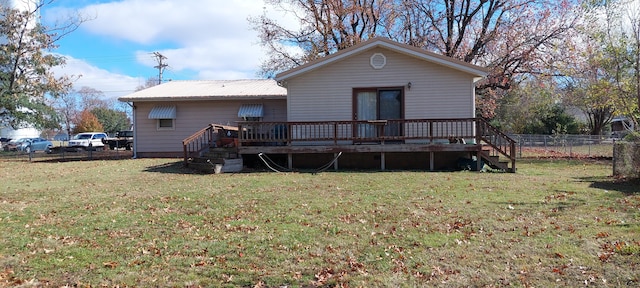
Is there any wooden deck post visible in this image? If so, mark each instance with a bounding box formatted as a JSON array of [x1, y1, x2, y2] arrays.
[[381, 152, 385, 171], [288, 153, 293, 170], [183, 144, 188, 166], [429, 152, 434, 171], [334, 153, 339, 170], [511, 141, 516, 172]]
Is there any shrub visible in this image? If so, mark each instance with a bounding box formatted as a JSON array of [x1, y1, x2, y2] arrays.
[[623, 131, 640, 142], [613, 141, 640, 178]]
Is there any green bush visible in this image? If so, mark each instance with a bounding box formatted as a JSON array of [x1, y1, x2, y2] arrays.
[[623, 131, 640, 142]]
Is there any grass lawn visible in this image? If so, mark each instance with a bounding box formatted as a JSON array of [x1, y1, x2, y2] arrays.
[[1, 158, 639, 287]]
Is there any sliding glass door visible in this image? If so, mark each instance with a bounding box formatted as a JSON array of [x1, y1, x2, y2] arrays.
[[379, 89, 402, 136], [354, 88, 403, 139]]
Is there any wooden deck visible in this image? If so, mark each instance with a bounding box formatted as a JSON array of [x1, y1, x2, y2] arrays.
[[238, 142, 483, 154], [183, 118, 516, 172]]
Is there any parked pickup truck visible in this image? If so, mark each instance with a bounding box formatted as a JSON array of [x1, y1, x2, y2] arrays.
[[102, 130, 134, 150]]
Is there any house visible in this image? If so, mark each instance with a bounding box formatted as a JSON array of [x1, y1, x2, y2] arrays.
[[611, 116, 635, 139], [120, 38, 515, 172], [118, 79, 287, 158]]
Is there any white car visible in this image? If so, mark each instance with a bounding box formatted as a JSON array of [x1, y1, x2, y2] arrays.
[[68, 132, 108, 150]]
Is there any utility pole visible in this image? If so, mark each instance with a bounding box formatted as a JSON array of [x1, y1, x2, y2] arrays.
[[152, 52, 168, 85]]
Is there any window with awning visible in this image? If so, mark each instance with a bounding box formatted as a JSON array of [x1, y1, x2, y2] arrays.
[[238, 104, 264, 120], [148, 106, 176, 119]]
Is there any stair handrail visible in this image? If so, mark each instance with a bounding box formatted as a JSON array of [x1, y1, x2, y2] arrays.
[[476, 118, 516, 171], [182, 124, 216, 166]]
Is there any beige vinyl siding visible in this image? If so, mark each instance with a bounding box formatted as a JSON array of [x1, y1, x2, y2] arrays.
[[286, 47, 476, 122], [135, 100, 286, 154]]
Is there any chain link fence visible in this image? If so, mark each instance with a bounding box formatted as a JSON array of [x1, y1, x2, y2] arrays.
[[1, 141, 133, 162], [509, 134, 614, 158], [2, 135, 616, 162]]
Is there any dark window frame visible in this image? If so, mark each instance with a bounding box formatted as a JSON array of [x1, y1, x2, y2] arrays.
[[352, 87, 405, 121]]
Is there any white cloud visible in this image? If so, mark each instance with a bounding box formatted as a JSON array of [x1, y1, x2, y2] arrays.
[[43, 0, 300, 99], [79, 1, 259, 45], [134, 37, 267, 80], [75, 0, 280, 79], [54, 55, 143, 100]]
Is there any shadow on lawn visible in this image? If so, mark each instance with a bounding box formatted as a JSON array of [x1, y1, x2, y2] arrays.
[[578, 176, 640, 195], [144, 160, 204, 174]]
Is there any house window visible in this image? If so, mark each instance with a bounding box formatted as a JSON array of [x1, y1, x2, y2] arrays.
[[238, 104, 264, 121], [157, 119, 174, 130], [353, 88, 404, 138], [148, 106, 177, 131]]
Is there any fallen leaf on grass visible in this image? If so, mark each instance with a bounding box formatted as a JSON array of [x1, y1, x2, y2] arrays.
[[0, 269, 14, 280], [222, 274, 233, 282], [129, 260, 145, 267], [348, 257, 367, 275], [598, 253, 612, 262], [314, 267, 334, 286], [552, 267, 565, 275], [103, 261, 118, 268]]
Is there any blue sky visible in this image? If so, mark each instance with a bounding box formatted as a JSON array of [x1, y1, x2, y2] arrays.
[[39, 0, 296, 100]]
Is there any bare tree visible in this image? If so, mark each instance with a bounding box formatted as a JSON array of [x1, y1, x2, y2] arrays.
[[251, 0, 395, 77], [76, 86, 109, 111], [252, 0, 580, 117], [52, 90, 79, 140], [52, 86, 111, 137], [135, 77, 160, 92]]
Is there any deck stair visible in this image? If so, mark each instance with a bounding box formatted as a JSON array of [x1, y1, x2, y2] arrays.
[[182, 124, 243, 173], [478, 148, 512, 172], [187, 147, 242, 173], [476, 119, 517, 173]]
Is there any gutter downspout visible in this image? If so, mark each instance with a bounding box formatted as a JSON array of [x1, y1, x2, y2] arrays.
[[127, 102, 137, 159]]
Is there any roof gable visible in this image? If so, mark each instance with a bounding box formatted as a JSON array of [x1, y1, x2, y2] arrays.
[[275, 37, 488, 82]]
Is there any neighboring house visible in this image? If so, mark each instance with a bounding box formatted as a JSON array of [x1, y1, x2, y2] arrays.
[[611, 116, 635, 139], [120, 38, 515, 172], [119, 79, 287, 158], [53, 133, 69, 141]]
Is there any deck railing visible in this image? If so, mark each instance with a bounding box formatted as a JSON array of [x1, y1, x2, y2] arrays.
[[182, 124, 216, 166], [476, 118, 517, 170], [238, 118, 483, 145], [238, 118, 515, 171], [181, 118, 515, 170], [182, 124, 241, 166]]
